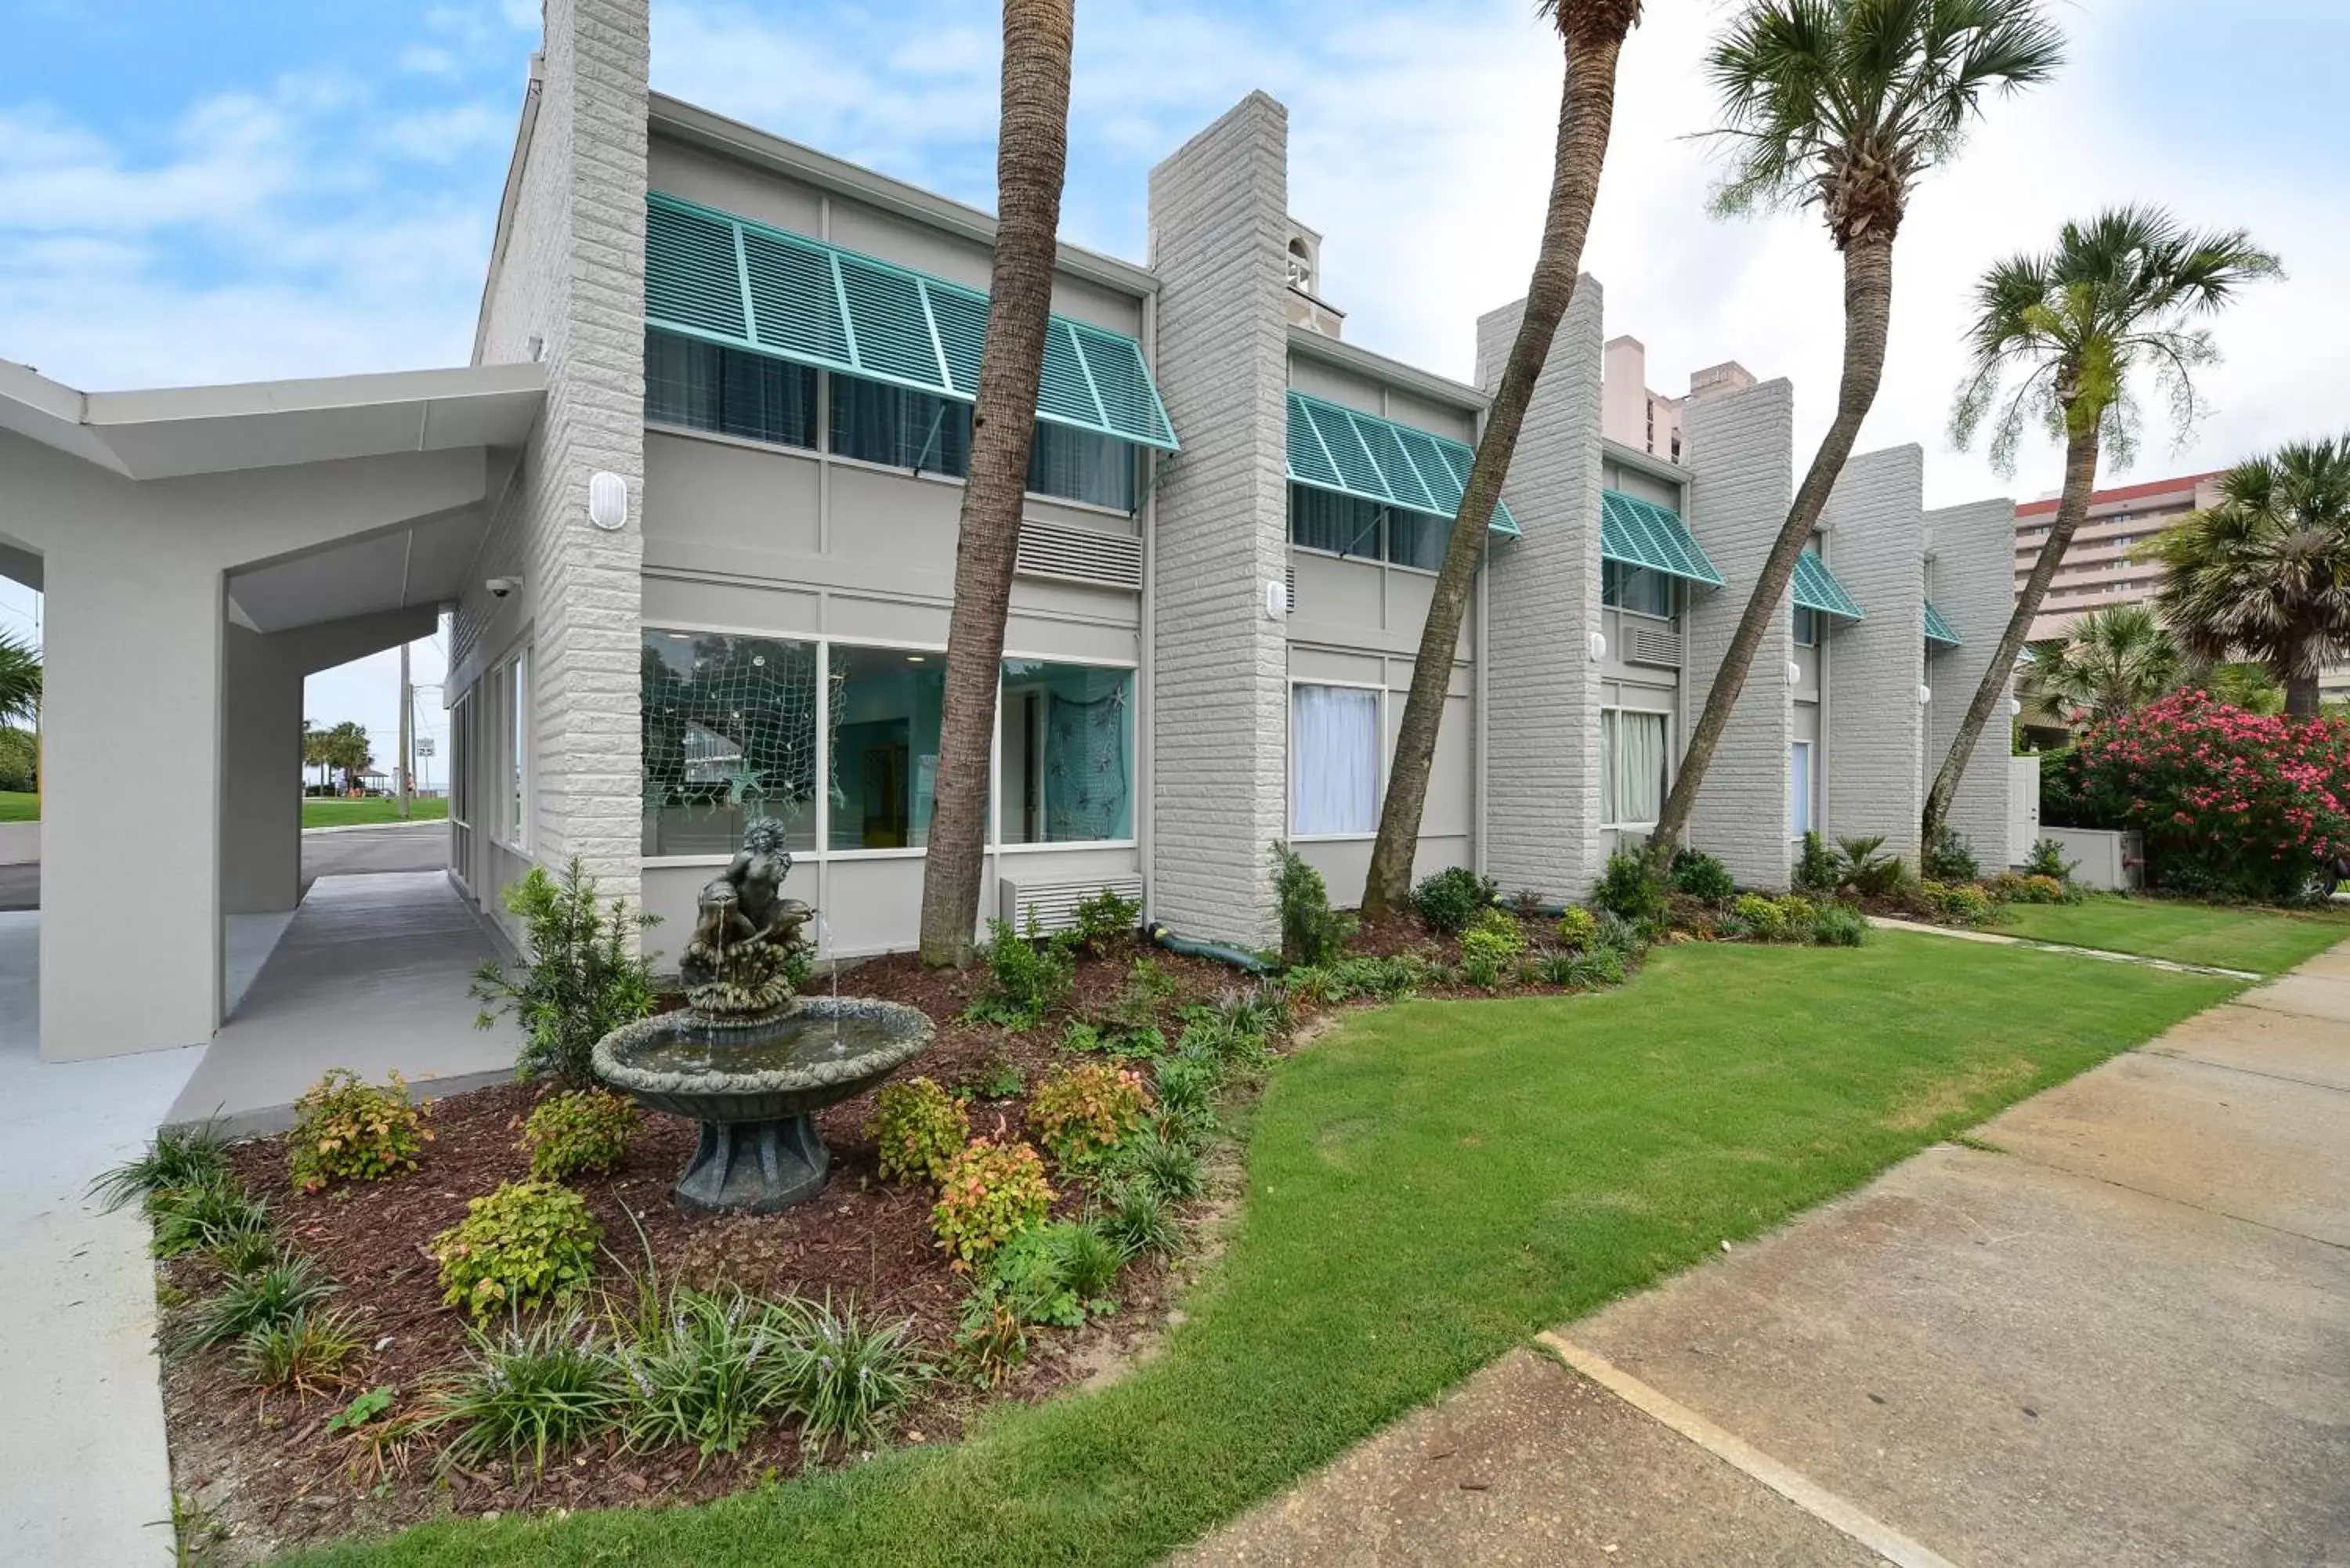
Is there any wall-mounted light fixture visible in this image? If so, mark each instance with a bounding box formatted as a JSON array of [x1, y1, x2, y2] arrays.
[[1587, 631, 1607, 662], [1917, 685, 1933, 706], [1786, 660, 1802, 686], [588, 471, 630, 532]]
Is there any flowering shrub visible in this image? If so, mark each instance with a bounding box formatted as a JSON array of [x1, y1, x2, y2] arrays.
[[288, 1070, 430, 1194], [866, 1077, 970, 1187], [1028, 1064, 1151, 1169], [2064, 691, 2350, 899], [932, 1140, 1054, 1268]]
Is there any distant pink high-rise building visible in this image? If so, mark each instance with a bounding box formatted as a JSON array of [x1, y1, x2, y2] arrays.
[[2013, 471, 2222, 641]]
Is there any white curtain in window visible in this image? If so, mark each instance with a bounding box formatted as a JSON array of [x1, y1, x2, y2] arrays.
[[1291, 684, 1379, 835], [1789, 741, 1813, 836], [1605, 709, 1667, 825]]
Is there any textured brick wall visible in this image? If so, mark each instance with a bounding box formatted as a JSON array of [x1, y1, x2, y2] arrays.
[[456, 0, 649, 894], [1823, 446, 1926, 865], [1477, 280, 1603, 900], [1926, 497, 2018, 867], [1144, 94, 1292, 945], [1683, 379, 1796, 887]]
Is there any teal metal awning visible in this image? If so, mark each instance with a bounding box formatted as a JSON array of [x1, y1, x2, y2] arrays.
[[1924, 598, 1961, 646], [1600, 490, 1723, 587], [1793, 551, 1864, 620], [645, 191, 1178, 450], [1285, 389, 1520, 537]]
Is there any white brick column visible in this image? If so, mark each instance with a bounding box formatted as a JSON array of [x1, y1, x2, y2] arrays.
[[1926, 497, 2019, 867], [1476, 281, 1603, 901], [1683, 379, 1796, 888], [1144, 94, 1292, 945], [1822, 446, 1927, 866]]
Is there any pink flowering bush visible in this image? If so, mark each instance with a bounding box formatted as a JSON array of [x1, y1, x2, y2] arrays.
[[2064, 690, 2350, 900]]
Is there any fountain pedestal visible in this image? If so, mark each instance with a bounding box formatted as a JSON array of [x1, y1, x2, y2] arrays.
[[678, 1115, 830, 1213]]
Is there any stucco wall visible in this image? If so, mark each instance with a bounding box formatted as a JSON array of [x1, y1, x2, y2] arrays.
[[1821, 446, 1927, 865], [1144, 93, 1292, 945], [1477, 283, 1604, 901], [1926, 497, 2019, 867], [1681, 379, 1796, 887]]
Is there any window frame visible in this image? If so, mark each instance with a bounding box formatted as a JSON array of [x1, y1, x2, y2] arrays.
[[1285, 677, 1386, 841], [1598, 703, 1672, 831], [1789, 738, 1816, 839], [491, 649, 530, 854], [1285, 484, 1447, 579], [638, 622, 1141, 868], [1601, 559, 1678, 622]]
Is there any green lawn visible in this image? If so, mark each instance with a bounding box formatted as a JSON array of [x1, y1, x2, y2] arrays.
[[300, 797, 448, 829], [295, 934, 2234, 1568], [1993, 893, 2350, 974], [0, 792, 34, 822]]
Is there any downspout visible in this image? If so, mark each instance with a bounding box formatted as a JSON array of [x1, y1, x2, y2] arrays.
[[1137, 287, 1158, 927]]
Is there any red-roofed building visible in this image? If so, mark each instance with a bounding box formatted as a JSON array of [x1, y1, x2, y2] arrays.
[[2014, 471, 2223, 641]]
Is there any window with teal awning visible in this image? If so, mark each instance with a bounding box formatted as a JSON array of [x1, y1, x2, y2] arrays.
[[1924, 599, 1961, 646], [1792, 551, 1864, 620], [645, 191, 1178, 452], [1285, 389, 1519, 537], [1600, 490, 1723, 587]]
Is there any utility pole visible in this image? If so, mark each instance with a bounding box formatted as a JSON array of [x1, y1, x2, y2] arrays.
[[399, 641, 414, 821]]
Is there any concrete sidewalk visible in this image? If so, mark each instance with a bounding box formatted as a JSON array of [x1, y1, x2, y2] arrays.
[[1188, 949, 2350, 1566]]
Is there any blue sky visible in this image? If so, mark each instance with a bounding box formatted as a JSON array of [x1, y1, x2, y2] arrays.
[[6, 0, 2348, 763]]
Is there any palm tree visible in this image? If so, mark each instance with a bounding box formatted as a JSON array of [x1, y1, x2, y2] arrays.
[[1925, 208, 2280, 836], [2152, 439, 2350, 717], [917, 0, 1076, 966], [1645, 0, 2063, 873], [0, 631, 41, 728], [1360, 0, 1647, 919], [2192, 659, 2284, 717], [2030, 604, 2182, 724]]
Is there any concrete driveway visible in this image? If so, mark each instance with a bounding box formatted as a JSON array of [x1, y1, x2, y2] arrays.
[[1189, 947, 2350, 1567]]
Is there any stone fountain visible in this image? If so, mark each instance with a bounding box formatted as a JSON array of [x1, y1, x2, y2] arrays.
[[592, 819, 933, 1212]]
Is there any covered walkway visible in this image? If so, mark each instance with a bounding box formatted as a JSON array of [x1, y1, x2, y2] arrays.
[[167, 869, 511, 1134]]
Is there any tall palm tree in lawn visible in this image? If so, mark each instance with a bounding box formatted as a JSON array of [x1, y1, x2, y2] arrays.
[[917, 0, 1076, 966], [1644, 0, 2063, 873], [0, 632, 41, 728], [2030, 603, 2182, 724], [1925, 208, 2280, 838], [2152, 438, 2350, 718], [1361, 0, 1647, 920]]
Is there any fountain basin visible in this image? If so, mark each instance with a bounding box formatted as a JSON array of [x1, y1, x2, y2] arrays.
[[593, 996, 933, 1212]]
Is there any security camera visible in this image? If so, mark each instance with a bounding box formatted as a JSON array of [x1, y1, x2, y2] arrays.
[[485, 576, 520, 601]]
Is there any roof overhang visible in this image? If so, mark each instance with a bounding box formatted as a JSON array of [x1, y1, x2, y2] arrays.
[[0, 360, 544, 481]]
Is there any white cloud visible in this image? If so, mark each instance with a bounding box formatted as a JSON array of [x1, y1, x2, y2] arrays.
[[379, 102, 513, 164]]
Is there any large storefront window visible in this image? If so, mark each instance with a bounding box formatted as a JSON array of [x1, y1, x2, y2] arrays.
[[830, 645, 946, 850], [1000, 662, 1133, 844], [645, 331, 818, 448], [641, 632, 823, 856], [1291, 683, 1380, 836]]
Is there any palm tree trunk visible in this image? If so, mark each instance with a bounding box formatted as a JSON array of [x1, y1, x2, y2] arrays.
[[916, 0, 1075, 968], [2284, 667, 2320, 719], [1643, 226, 1896, 872], [1360, 23, 1628, 919], [1925, 417, 2100, 842]]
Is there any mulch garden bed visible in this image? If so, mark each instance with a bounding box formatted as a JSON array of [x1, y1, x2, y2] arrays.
[[157, 938, 1260, 1559]]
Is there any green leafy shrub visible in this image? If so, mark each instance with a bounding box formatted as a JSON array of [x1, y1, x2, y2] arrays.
[[521, 1089, 636, 1181], [1555, 905, 1598, 948], [1668, 847, 1737, 904], [2024, 837, 2080, 881], [972, 1051, 1025, 1100], [1923, 825, 1981, 883], [90, 1123, 231, 1216], [1113, 1120, 1205, 1200], [866, 1077, 970, 1187], [932, 1139, 1054, 1268], [1594, 851, 1668, 923], [431, 1180, 601, 1322], [1732, 892, 1790, 941], [1070, 887, 1143, 956], [1792, 830, 1840, 895], [208, 1227, 282, 1278], [471, 858, 660, 1088], [172, 1252, 336, 1353], [1271, 842, 1356, 967], [1987, 869, 2029, 901], [0, 724, 36, 793], [1029, 1062, 1151, 1169], [1412, 866, 1499, 936], [965, 916, 1076, 1031], [1152, 1049, 1223, 1134], [1809, 903, 1870, 947], [2023, 873, 2071, 904], [1459, 906, 1528, 965], [613, 1285, 797, 1458], [148, 1179, 272, 1260], [237, 1306, 365, 1393], [423, 1313, 624, 1473], [975, 1221, 1123, 1330], [1917, 880, 1995, 927], [1833, 836, 1908, 899], [1092, 1176, 1177, 1259], [779, 1295, 927, 1455], [287, 1069, 430, 1194]]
